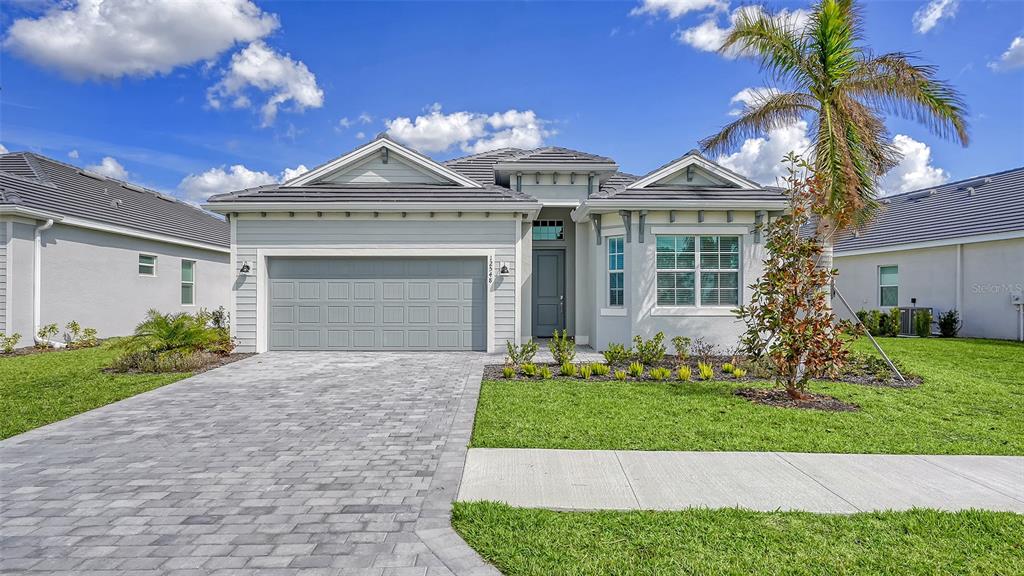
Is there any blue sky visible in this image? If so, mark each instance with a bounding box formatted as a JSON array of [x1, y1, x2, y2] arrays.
[[1, 0, 1022, 203]]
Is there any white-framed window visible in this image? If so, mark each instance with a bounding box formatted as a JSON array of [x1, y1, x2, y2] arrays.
[[879, 265, 898, 307], [656, 235, 740, 307], [138, 254, 157, 276], [181, 260, 195, 305], [607, 236, 624, 306], [532, 220, 564, 241]]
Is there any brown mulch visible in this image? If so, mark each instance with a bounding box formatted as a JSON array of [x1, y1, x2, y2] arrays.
[[1, 339, 114, 358], [733, 387, 860, 412], [104, 352, 255, 375]]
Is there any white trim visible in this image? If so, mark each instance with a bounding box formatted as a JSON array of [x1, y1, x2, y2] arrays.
[[205, 201, 541, 217], [138, 253, 158, 277], [0, 205, 64, 221], [575, 335, 590, 346], [254, 247, 497, 354], [834, 230, 1024, 257], [284, 138, 483, 188], [651, 307, 737, 317], [878, 264, 899, 307], [650, 225, 752, 235], [627, 154, 760, 190], [180, 259, 196, 306], [606, 235, 625, 309], [653, 233, 742, 309], [230, 216, 237, 343], [600, 308, 627, 317], [536, 200, 583, 208], [572, 200, 788, 221], [514, 218, 522, 345]]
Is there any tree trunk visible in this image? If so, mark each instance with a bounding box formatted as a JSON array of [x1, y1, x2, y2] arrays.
[[815, 214, 835, 274]]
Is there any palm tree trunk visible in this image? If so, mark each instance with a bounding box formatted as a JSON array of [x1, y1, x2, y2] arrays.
[[815, 214, 835, 274]]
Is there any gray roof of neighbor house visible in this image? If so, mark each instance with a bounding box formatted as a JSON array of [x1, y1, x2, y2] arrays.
[[832, 166, 1024, 253], [0, 152, 229, 248]]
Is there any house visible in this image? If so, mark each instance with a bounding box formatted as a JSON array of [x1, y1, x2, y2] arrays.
[[832, 167, 1024, 341], [205, 135, 787, 353], [0, 152, 231, 347]]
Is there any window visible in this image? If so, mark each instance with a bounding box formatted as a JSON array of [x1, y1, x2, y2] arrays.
[[607, 236, 624, 306], [181, 260, 195, 305], [656, 235, 740, 307], [879, 265, 898, 307], [138, 254, 156, 276], [532, 220, 564, 241]]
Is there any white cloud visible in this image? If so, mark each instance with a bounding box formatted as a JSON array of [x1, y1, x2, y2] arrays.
[[717, 120, 812, 186], [676, 5, 809, 57], [630, 0, 725, 19], [385, 104, 554, 154], [880, 134, 949, 195], [355, 131, 366, 140], [728, 86, 780, 116], [68, 149, 79, 159], [337, 117, 352, 129], [0, 143, 8, 154], [988, 36, 1024, 71], [207, 41, 324, 127], [912, 0, 959, 34], [86, 156, 129, 180], [3, 0, 278, 80], [177, 162, 307, 202], [358, 112, 373, 124]]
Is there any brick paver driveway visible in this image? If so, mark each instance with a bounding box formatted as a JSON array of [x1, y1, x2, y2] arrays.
[[0, 352, 499, 576]]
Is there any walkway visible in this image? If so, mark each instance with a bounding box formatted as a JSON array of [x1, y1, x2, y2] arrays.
[[458, 448, 1024, 513]]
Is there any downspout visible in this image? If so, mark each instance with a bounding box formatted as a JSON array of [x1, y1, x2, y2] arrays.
[[33, 219, 65, 348]]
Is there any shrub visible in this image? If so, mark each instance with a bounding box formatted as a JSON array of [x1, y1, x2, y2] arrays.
[[502, 366, 516, 379], [690, 337, 717, 365], [538, 366, 553, 379], [733, 368, 748, 378], [602, 343, 631, 366], [1, 333, 21, 354], [856, 309, 883, 336], [670, 336, 691, 364], [520, 363, 538, 377], [649, 367, 672, 381], [550, 330, 576, 365], [677, 365, 692, 381], [697, 362, 714, 381], [627, 361, 644, 378], [121, 309, 232, 355], [35, 323, 58, 348], [915, 309, 933, 338], [722, 362, 735, 373], [632, 332, 666, 365], [879, 308, 900, 337], [614, 369, 628, 381], [591, 363, 611, 377], [560, 361, 578, 377], [110, 350, 212, 373], [63, 321, 99, 349], [579, 364, 593, 380], [937, 309, 961, 338], [79, 327, 99, 348], [64, 320, 81, 344], [505, 340, 539, 366]]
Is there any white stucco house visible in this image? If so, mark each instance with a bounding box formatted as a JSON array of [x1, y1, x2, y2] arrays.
[[206, 135, 787, 353], [833, 167, 1024, 341], [0, 152, 231, 347]]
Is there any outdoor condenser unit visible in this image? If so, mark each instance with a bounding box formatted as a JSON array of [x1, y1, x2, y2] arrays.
[[898, 307, 934, 337]]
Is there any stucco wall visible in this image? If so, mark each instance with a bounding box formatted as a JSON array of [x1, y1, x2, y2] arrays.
[[6, 221, 36, 344], [0, 219, 8, 334]]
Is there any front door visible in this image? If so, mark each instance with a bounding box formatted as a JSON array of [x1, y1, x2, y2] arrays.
[[532, 250, 565, 337]]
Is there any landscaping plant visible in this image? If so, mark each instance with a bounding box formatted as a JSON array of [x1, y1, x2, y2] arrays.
[[733, 368, 747, 378], [697, 362, 715, 381], [915, 309, 933, 338], [35, 323, 58, 348], [602, 343, 630, 366], [505, 340, 539, 367], [937, 309, 961, 338], [677, 366, 692, 382], [502, 366, 516, 379], [880, 308, 901, 337], [560, 361, 578, 378], [550, 330, 576, 365], [627, 361, 644, 379], [690, 337, 717, 365], [649, 367, 672, 381], [63, 321, 99, 349], [632, 332, 666, 365], [113, 309, 234, 373], [579, 364, 593, 380], [722, 362, 735, 374], [670, 336, 691, 364], [856, 309, 882, 336], [538, 366, 553, 380], [1, 333, 21, 354], [613, 370, 628, 381], [521, 363, 538, 377], [591, 363, 611, 377]]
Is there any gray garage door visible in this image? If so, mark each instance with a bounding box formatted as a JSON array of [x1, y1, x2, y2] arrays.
[[268, 257, 486, 351]]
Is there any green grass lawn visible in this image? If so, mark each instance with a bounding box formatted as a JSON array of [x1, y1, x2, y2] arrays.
[[472, 338, 1024, 454], [0, 343, 190, 439], [453, 502, 1024, 576]]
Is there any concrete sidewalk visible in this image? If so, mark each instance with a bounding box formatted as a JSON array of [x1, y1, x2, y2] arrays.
[[458, 449, 1024, 513]]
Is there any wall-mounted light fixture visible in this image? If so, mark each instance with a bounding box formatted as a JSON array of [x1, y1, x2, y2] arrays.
[[499, 262, 511, 275], [239, 261, 252, 274]]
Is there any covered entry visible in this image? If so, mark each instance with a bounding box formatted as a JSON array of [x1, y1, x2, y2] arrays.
[[268, 256, 486, 351]]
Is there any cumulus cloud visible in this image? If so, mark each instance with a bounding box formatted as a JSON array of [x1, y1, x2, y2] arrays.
[[178, 163, 308, 202], [728, 86, 780, 116], [675, 5, 809, 57], [68, 149, 80, 159], [207, 41, 324, 127], [355, 132, 366, 140], [3, 0, 278, 80], [988, 36, 1024, 71], [879, 134, 950, 195], [0, 143, 8, 154], [912, 0, 958, 34], [630, 0, 725, 19], [717, 120, 812, 186], [385, 104, 554, 154], [86, 156, 129, 180]]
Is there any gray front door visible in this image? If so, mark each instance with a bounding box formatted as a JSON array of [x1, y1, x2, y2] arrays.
[[532, 250, 565, 337], [268, 257, 486, 351]]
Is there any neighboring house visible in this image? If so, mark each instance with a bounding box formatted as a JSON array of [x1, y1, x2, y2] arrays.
[[832, 167, 1024, 341], [0, 152, 231, 347], [206, 135, 786, 353]]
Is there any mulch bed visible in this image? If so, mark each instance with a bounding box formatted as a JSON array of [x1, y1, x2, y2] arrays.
[[1, 339, 114, 358], [104, 352, 255, 375], [734, 387, 860, 412]]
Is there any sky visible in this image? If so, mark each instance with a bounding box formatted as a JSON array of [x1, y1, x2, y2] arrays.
[[1, 0, 1023, 205]]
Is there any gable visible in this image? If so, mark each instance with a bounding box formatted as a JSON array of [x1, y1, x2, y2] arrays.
[[627, 152, 760, 190], [654, 164, 732, 187], [321, 153, 451, 185]]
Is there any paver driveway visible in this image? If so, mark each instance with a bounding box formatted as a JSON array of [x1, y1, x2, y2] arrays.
[[0, 352, 499, 576]]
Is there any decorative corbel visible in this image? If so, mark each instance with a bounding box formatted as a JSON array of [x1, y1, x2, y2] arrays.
[[592, 213, 603, 246], [637, 210, 648, 244], [669, 210, 676, 223], [754, 210, 765, 244], [698, 210, 705, 223], [619, 210, 632, 243], [726, 210, 734, 223]]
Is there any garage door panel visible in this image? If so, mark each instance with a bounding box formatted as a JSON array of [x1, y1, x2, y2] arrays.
[[272, 281, 295, 299], [298, 306, 320, 323], [298, 330, 320, 348], [353, 330, 375, 348], [354, 282, 375, 300], [383, 306, 404, 323], [408, 282, 430, 300], [271, 329, 294, 348], [298, 282, 320, 299], [327, 282, 350, 300], [382, 282, 405, 300], [408, 306, 430, 324], [271, 306, 294, 323], [327, 330, 350, 348], [327, 306, 350, 323]]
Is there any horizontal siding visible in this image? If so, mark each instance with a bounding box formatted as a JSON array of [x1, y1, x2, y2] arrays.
[[0, 221, 7, 334], [324, 155, 447, 185]]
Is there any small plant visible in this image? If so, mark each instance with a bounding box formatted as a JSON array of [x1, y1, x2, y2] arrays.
[[632, 332, 666, 365], [110, 350, 212, 373], [550, 329, 576, 365], [520, 363, 538, 377], [697, 362, 714, 381], [505, 339, 539, 366], [649, 367, 672, 381], [722, 362, 734, 373], [591, 363, 611, 377], [502, 366, 516, 379], [579, 364, 593, 380], [627, 361, 644, 378], [560, 361, 578, 377], [690, 337, 717, 365], [878, 308, 900, 337], [79, 327, 99, 348], [915, 309, 933, 338], [677, 365, 692, 381], [602, 343, 631, 366], [64, 320, 82, 344], [732, 368, 747, 378], [671, 336, 691, 364], [1, 333, 22, 354], [35, 323, 59, 348], [538, 366, 553, 379], [614, 369, 628, 381], [937, 309, 961, 338]]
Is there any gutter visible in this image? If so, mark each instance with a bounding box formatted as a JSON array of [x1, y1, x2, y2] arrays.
[[33, 219, 65, 349], [203, 201, 543, 217], [572, 199, 790, 222]]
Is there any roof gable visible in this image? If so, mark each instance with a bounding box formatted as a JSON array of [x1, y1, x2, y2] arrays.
[[627, 150, 759, 190]]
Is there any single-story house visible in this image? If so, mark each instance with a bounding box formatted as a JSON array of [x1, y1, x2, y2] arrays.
[[833, 166, 1024, 341], [1, 152, 231, 347], [206, 135, 787, 353]]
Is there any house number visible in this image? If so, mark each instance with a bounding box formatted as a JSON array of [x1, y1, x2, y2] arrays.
[[488, 257, 494, 284]]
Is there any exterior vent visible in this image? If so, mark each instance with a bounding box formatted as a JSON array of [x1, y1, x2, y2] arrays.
[[906, 189, 934, 201], [79, 170, 108, 181], [123, 183, 147, 193], [957, 177, 991, 190], [110, 199, 123, 208]]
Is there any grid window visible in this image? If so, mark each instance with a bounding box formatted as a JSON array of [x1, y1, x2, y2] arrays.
[[879, 265, 898, 307], [607, 236, 624, 306], [181, 260, 195, 305], [656, 235, 740, 307], [532, 220, 564, 241], [138, 254, 157, 276]]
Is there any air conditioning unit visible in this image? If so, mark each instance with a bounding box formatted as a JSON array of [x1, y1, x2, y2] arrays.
[[898, 307, 934, 337]]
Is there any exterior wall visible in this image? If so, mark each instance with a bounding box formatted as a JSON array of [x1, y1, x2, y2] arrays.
[[0, 219, 7, 334], [835, 238, 1024, 340], [323, 154, 446, 185], [6, 221, 36, 345], [232, 213, 519, 353], [36, 223, 230, 341], [588, 209, 766, 351], [521, 174, 589, 204]]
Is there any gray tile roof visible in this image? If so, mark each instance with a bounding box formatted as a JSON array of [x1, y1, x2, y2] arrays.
[[207, 182, 535, 203], [497, 147, 616, 165], [0, 152, 229, 248], [833, 166, 1024, 253], [442, 148, 525, 185]]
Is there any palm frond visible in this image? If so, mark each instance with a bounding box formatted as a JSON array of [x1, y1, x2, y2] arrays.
[[720, 6, 810, 86], [700, 91, 817, 156]]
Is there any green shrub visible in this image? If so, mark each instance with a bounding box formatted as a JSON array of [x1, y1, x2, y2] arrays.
[[627, 361, 644, 378], [121, 309, 233, 356], [722, 362, 735, 373], [502, 366, 516, 379], [649, 367, 672, 381], [632, 332, 666, 365], [915, 309, 933, 338], [579, 364, 593, 380], [677, 365, 692, 381], [591, 363, 611, 377], [697, 362, 714, 381], [613, 369, 627, 381], [878, 308, 900, 337], [856, 309, 881, 336], [733, 368, 747, 378], [670, 336, 691, 364], [35, 323, 58, 348], [505, 340, 539, 366], [937, 309, 961, 338], [538, 366, 553, 379], [520, 363, 538, 377], [550, 330, 576, 365], [602, 343, 630, 366], [63, 321, 99, 349], [1, 333, 22, 354], [560, 361, 578, 377], [690, 337, 717, 365], [110, 350, 212, 373], [79, 327, 99, 348]]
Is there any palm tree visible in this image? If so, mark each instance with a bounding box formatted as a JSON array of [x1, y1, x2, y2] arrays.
[[700, 0, 968, 270]]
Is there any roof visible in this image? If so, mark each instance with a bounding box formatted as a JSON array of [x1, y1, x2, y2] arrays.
[[207, 182, 534, 203], [0, 152, 229, 248], [833, 166, 1024, 253], [442, 146, 615, 186]]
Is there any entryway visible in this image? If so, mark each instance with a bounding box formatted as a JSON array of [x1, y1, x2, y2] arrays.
[[532, 249, 565, 337]]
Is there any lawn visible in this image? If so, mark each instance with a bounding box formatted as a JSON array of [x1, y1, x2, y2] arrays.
[[0, 343, 190, 439], [472, 338, 1024, 455], [453, 502, 1024, 576]]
